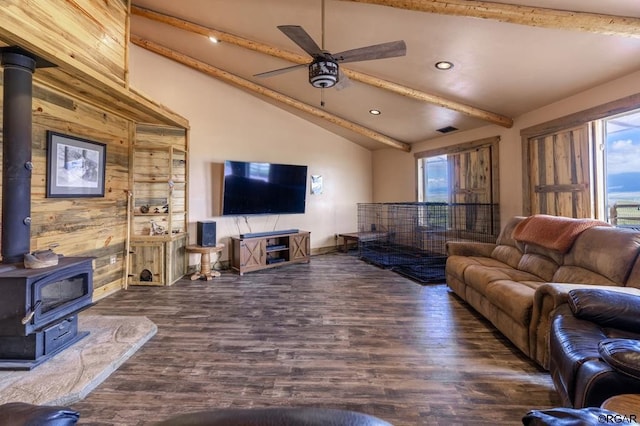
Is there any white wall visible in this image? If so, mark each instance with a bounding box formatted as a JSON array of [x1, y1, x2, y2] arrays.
[[373, 70, 640, 224], [129, 45, 372, 262]]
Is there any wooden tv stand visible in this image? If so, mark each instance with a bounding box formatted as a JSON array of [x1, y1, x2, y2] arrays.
[[230, 230, 310, 275]]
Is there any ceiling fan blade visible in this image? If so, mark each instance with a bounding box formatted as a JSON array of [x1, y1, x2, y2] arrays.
[[334, 69, 353, 91], [254, 63, 308, 78], [333, 40, 406, 64], [277, 25, 324, 57]]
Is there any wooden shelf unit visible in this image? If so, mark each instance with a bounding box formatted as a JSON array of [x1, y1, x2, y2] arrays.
[[128, 124, 188, 286], [231, 231, 310, 275]]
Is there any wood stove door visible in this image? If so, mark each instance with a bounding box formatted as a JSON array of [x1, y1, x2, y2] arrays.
[[30, 258, 93, 332]]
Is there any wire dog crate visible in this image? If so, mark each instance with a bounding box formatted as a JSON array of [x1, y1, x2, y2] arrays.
[[357, 202, 500, 283]]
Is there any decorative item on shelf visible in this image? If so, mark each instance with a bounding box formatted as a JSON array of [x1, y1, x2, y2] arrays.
[[150, 220, 166, 236], [162, 204, 169, 213], [140, 204, 150, 214]]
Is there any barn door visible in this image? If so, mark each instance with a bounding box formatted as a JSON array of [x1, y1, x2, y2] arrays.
[[526, 124, 592, 218], [448, 145, 494, 233], [449, 146, 493, 204]]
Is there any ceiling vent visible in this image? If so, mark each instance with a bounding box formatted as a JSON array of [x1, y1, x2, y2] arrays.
[[436, 126, 458, 134]]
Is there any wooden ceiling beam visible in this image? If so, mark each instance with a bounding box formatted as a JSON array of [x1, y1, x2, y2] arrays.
[[131, 5, 513, 128], [131, 6, 310, 65], [131, 35, 412, 152], [337, 0, 640, 38]]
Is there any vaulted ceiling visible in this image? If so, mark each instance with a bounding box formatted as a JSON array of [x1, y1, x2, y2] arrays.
[[129, 0, 640, 151]]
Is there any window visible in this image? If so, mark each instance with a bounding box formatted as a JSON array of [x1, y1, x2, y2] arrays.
[[602, 109, 640, 228], [416, 136, 499, 205], [420, 154, 449, 202], [415, 137, 500, 236]]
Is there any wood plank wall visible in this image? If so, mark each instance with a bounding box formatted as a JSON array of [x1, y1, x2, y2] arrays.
[[35, 85, 131, 299], [0, 1, 190, 300], [0, 73, 132, 300], [0, 0, 129, 85]]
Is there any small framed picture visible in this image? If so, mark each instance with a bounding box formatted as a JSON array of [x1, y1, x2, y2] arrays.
[[46, 131, 106, 197], [311, 175, 323, 195]]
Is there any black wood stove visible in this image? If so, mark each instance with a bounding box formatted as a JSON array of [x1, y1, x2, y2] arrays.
[[0, 47, 94, 370], [0, 257, 94, 370]]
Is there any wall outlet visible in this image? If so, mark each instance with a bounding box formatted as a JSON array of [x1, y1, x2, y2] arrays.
[[110, 255, 117, 265]]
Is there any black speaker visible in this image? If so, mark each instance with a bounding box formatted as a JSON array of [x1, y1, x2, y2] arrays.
[[197, 221, 217, 247]]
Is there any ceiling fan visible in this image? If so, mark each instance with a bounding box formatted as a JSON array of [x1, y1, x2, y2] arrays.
[[254, 25, 406, 89]]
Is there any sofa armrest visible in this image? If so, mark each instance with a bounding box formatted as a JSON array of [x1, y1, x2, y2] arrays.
[[599, 338, 640, 381], [569, 289, 640, 332], [529, 284, 640, 369], [523, 407, 621, 426], [0, 402, 79, 425], [445, 241, 496, 257]]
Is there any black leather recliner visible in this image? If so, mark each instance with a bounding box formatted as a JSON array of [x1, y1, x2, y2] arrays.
[[0, 403, 392, 426], [548, 289, 640, 408]]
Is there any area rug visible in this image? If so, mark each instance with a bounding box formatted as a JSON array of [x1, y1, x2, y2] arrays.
[[0, 313, 157, 406]]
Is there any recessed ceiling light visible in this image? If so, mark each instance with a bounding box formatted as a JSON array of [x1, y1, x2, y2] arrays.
[[369, 109, 381, 115], [435, 61, 454, 70], [209, 36, 219, 44]]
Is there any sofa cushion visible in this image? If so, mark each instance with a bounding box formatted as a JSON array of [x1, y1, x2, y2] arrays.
[[523, 242, 564, 265], [484, 280, 539, 325], [626, 254, 640, 289], [491, 245, 523, 269], [568, 289, 640, 333], [464, 264, 544, 296], [517, 253, 559, 282], [598, 338, 640, 381], [488, 216, 526, 268], [561, 226, 640, 285], [552, 266, 618, 286], [496, 216, 526, 247], [446, 255, 511, 283]]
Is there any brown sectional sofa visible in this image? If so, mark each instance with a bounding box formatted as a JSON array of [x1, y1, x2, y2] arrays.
[[445, 215, 640, 369]]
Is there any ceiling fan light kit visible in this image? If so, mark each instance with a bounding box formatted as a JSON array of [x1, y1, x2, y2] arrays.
[[309, 58, 339, 88]]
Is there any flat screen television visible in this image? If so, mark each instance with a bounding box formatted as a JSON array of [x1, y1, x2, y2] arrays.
[[222, 160, 308, 215]]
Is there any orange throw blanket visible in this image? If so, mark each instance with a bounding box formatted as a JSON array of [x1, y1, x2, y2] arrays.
[[513, 214, 610, 253]]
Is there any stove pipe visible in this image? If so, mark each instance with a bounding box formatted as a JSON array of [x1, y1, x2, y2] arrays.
[[1, 49, 36, 264]]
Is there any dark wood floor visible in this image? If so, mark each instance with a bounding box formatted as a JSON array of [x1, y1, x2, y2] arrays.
[[72, 252, 560, 425]]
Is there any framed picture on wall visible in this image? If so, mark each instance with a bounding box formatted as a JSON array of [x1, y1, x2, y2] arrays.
[[46, 131, 106, 197]]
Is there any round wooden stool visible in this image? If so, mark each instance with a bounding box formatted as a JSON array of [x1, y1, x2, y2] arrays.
[[601, 393, 640, 417], [185, 244, 225, 281]]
